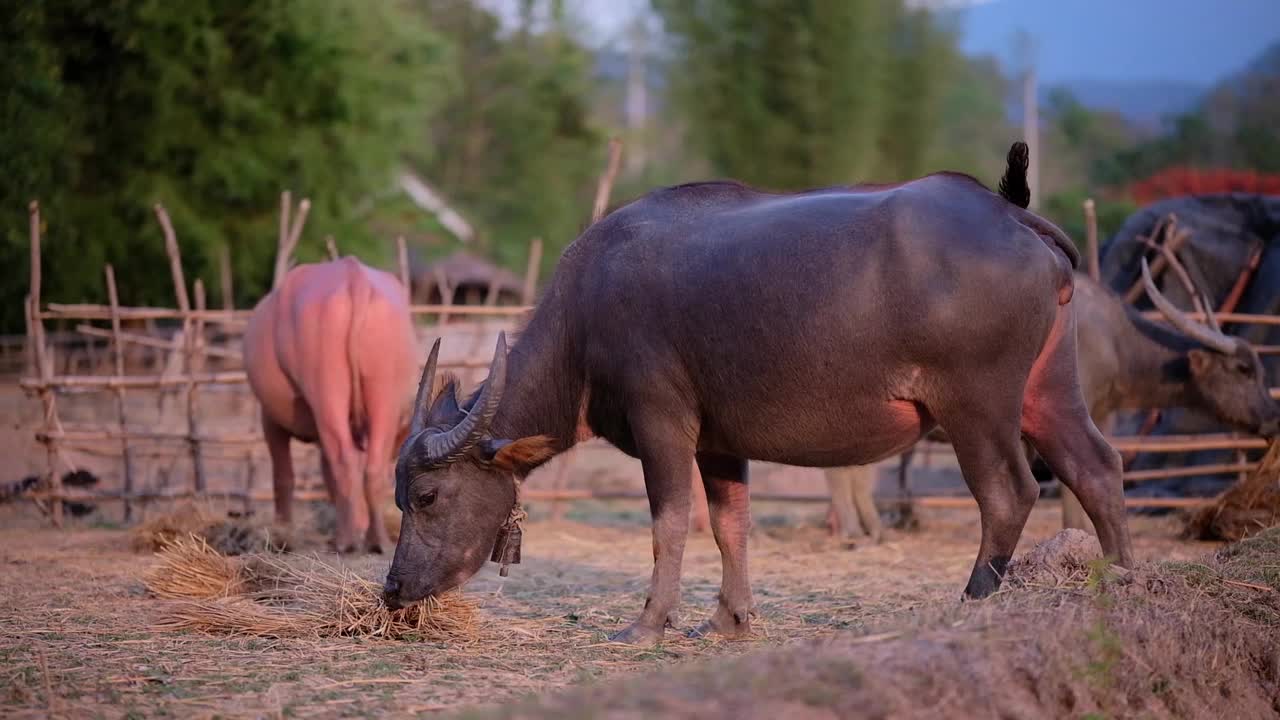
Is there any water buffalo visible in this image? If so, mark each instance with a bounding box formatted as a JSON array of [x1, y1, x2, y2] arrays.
[[895, 259, 1280, 530], [244, 258, 417, 553], [824, 465, 882, 544], [384, 143, 1133, 643]]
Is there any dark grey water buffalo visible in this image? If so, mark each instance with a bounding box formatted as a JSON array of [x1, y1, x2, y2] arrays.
[[383, 143, 1133, 644]]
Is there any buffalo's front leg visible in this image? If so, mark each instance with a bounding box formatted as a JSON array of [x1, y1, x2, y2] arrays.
[[610, 410, 696, 645], [688, 453, 752, 639]]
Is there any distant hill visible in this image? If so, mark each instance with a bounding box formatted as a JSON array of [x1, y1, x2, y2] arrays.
[[1045, 78, 1204, 128]]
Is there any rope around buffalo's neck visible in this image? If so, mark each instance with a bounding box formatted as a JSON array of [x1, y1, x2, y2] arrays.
[[495, 475, 527, 576]]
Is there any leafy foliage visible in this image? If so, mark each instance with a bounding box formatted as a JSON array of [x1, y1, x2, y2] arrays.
[[0, 1, 450, 331], [651, 0, 971, 190], [411, 0, 602, 273]]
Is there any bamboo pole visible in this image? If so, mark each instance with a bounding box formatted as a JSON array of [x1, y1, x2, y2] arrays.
[[1125, 217, 1190, 304], [20, 372, 248, 390], [29, 201, 62, 527], [37, 429, 261, 444], [592, 138, 624, 223], [105, 264, 137, 522], [156, 204, 206, 494], [432, 266, 454, 325], [1105, 434, 1269, 453], [273, 193, 310, 289], [155, 205, 190, 313], [21, 357, 490, 390], [18, 488, 1213, 510], [1140, 311, 1280, 326], [275, 191, 292, 289], [219, 245, 234, 312], [522, 238, 543, 305], [188, 280, 208, 493], [74, 324, 240, 360], [1083, 198, 1099, 281], [243, 449, 256, 515], [1123, 462, 1256, 484], [43, 304, 250, 322], [41, 301, 532, 322], [397, 235, 410, 301]]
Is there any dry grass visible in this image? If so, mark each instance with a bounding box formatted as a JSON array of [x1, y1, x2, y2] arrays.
[[130, 502, 294, 555], [481, 528, 1280, 720], [144, 534, 246, 599], [1187, 439, 1280, 542], [130, 502, 219, 552], [0, 504, 1232, 719], [145, 537, 479, 642]]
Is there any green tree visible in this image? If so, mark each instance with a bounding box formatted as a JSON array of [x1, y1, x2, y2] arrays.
[[924, 55, 1014, 180], [411, 0, 601, 272], [0, 1, 451, 331], [653, 0, 962, 190]]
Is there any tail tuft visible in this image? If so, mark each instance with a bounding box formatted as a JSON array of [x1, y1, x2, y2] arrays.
[[998, 141, 1031, 209]]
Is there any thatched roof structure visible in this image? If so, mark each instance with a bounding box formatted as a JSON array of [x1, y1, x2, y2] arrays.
[[411, 251, 524, 306]]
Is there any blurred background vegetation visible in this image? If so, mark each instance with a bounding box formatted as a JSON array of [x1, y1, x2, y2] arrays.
[[2, 0, 1278, 332]]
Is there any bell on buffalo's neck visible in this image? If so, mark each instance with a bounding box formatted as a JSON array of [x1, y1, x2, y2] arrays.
[[491, 524, 522, 576]]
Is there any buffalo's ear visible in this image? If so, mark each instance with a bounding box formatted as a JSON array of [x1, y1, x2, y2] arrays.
[[1187, 348, 1214, 377], [426, 376, 464, 428], [481, 436, 558, 475]]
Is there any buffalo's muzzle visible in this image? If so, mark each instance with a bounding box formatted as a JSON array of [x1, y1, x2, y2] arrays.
[[382, 576, 403, 609], [1259, 418, 1280, 438]]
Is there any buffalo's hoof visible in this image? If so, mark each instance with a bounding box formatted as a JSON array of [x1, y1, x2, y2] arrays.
[[609, 622, 665, 646], [686, 609, 752, 640]]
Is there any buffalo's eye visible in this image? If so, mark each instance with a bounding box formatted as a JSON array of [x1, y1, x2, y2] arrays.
[[1239, 362, 1255, 377], [414, 489, 438, 510]]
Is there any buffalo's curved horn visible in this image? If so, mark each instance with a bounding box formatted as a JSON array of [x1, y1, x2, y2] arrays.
[[421, 332, 509, 465], [1141, 258, 1238, 355], [410, 338, 442, 436]]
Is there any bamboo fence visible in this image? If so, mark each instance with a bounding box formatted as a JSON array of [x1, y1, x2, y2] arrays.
[[18, 192, 534, 526], [14, 189, 1280, 525]]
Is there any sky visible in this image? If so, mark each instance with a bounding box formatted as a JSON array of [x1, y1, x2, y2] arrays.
[[499, 0, 1280, 89], [957, 0, 1280, 86]]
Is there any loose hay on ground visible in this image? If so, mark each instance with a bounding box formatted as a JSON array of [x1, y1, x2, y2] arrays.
[[476, 528, 1280, 720], [131, 502, 294, 555], [144, 534, 245, 598], [1187, 439, 1280, 541], [145, 537, 478, 642]]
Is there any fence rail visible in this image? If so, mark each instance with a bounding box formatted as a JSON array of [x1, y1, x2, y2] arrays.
[[15, 191, 1279, 527]]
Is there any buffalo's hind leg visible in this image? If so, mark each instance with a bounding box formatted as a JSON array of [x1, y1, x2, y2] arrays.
[[935, 388, 1040, 599], [1023, 306, 1133, 570], [609, 407, 698, 646], [688, 453, 752, 639]]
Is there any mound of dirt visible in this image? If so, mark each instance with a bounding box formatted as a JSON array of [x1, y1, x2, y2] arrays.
[[1006, 528, 1104, 586], [475, 529, 1280, 720]]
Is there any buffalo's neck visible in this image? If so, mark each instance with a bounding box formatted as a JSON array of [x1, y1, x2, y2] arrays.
[[1114, 310, 1196, 411], [488, 300, 583, 453]]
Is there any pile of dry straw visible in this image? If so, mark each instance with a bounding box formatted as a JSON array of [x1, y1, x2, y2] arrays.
[[145, 534, 478, 642], [131, 503, 292, 555], [1186, 439, 1280, 541]]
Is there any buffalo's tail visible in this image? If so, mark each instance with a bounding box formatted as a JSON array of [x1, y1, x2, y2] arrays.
[[998, 141, 1031, 209], [344, 258, 371, 450]]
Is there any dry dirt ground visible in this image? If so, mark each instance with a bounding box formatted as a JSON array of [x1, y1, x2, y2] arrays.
[[0, 500, 1223, 719]]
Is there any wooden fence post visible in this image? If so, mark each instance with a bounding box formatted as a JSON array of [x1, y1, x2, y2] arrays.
[[522, 238, 543, 305], [397, 236, 411, 302], [155, 203, 207, 495], [1083, 198, 1099, 281], [29, 201, 63, 526], [592, 138, 624, 224], [105, 264, 137, 521]]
